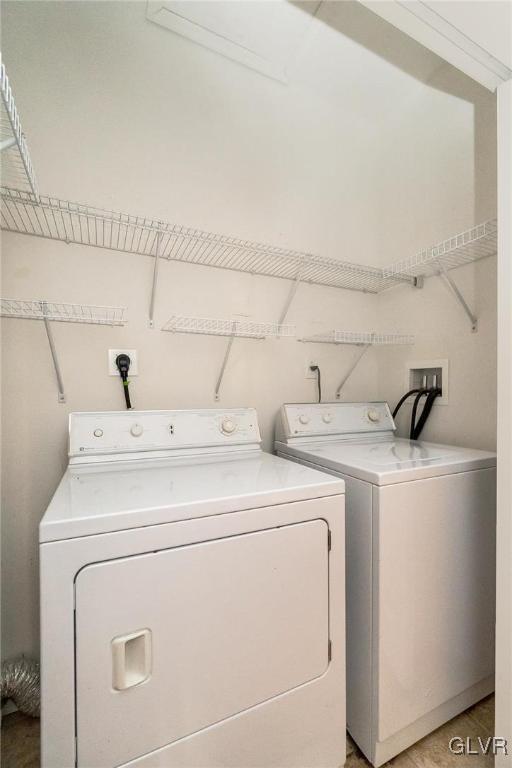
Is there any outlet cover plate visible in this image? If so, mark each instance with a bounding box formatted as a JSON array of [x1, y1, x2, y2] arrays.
[[109, 349, 138, 376]]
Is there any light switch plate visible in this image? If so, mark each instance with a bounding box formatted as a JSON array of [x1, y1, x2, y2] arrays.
[[108, 349, 138, 376]]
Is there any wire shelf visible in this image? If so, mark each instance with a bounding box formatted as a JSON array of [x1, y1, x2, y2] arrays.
[[0, 188, 411, 294], [0, 60, 38, 197], [383, 220, 497, 279], [0, 298, 127, 326], [162, 315, 295, 339], [301, 330, 415, 345]]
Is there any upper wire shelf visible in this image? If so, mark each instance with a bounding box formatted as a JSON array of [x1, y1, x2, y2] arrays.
[[0, 188, 411, 294], [383, 219, 497, 279], [0, 298, 127, 326], [301, 330, 415, 345], [0, 60, 38, 197], [162, 315, 295, 339]]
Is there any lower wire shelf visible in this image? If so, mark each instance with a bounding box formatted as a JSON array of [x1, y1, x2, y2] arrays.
[[300, 330, 414, 346], [162, 314, 295, 339], [0, 298, 126, 325]]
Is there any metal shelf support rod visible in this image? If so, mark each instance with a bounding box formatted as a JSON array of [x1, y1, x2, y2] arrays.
[[149, 231, 163, 328], [437, 261, 477, 332], [41, 302, 66, 403], [279, 266, 303, 326], [335, 340, 373, 399], [214, 322, 237, 401]]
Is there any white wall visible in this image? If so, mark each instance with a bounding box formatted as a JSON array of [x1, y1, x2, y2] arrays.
[[1, 0, 497, 660], [495, 78, 512, 767]]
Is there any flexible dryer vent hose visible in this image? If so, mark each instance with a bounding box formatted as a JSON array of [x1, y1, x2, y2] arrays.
[[1, 658, 40, 717]]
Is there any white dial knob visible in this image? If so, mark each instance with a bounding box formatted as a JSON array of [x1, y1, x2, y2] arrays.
[[221, 418, 236, 435], [322, 414, 333, 424], [130, 423, 144, 437], [367, 408, 380, 423], [93, 428, 103, 438], [299, 414, 310, 425]]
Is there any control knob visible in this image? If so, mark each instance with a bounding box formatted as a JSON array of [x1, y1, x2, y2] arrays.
[[299, 414, 310, 425], [322, 413, 333, 424], [221, 418, 237, 435], [130, 423, 144, 437], [367, 408, 381, 423]]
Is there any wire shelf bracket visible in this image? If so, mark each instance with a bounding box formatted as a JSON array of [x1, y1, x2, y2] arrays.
[[300, 330, 414, 398], [0, 299, 127, 402], [335, 343, 373, 399], [0, 59, 38, 197], [41, 303, 65, 402], [162, 315, 295, 400], [383, 220, 497, 331], [214, 321, 238, 401], [278, 264, 303, 326], [436, 260, 478, 331], [148, 230, 163, 328]]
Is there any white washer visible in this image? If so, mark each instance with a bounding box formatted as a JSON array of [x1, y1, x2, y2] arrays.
[[275, 401, 496, 767], [40, 408, 346, 768]]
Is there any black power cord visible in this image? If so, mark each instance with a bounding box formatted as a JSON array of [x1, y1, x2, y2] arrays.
[[310, 365, 321, 403], [115, 354, 132, 410]]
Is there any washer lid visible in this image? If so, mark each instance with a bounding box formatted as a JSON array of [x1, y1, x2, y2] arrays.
[[40, 451, 344, 542], [275, 437, 496, 485]]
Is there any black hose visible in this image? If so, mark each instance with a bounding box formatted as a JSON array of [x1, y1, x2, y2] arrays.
[[410, 389, 429, 439], [392, 388, 422, 419], [412, 388, 442, 440]]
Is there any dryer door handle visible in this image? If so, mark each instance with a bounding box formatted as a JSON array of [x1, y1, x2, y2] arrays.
[[112, 628, 152, 691]]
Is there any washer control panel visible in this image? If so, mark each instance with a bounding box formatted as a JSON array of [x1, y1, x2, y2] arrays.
[[69, 409, 261, 460], [280, 402, 395, 438]]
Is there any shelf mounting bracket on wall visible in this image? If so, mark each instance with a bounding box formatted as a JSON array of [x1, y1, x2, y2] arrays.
[[163, 315, 294, 401], [436, 260, 478, 332], [41, 301, 66, 403], [335, 341, 373, 399], [278, 264, 303, 327], [148, 230, 163, 328], [214, 321, 237, 401], [1, 298, 127, 403], [301, 330, 414, 399]]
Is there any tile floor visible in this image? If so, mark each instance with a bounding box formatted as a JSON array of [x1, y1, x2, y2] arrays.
[[0, 695, 495, 768]]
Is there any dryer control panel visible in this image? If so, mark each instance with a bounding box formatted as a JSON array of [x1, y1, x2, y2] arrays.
[[69, 408, 261, 462], [278, 402, 395, 441]]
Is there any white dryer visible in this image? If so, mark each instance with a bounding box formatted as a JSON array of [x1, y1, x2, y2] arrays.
[[40, 408, 345, 768], [275, 401, 496, 767]]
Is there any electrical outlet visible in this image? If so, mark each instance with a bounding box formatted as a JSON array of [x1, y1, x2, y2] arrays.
[[306, 362, 318, 380], [108, 349, 138, 376]]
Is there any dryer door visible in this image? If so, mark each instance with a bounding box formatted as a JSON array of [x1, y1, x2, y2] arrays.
[[75, 520, 330, 767]]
